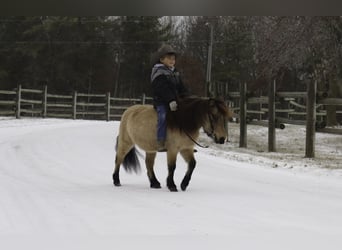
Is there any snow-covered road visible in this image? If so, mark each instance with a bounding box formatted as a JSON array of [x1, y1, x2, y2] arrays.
[[1, 118, 342, 249]]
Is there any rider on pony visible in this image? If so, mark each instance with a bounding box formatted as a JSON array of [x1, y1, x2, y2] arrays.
[[150, 44, 189, 151]]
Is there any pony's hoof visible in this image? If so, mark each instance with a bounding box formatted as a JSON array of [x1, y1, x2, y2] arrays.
[[181, 184, 188, 191], [150, 183, 161, 189], [168, 186, 178, 192], [150, 178, 161, 188], [181, 177, 190, 191], [113, 182, 121, 187]]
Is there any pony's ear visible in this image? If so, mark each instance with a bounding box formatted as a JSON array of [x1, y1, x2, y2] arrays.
[[208, 99, 218, 114], [209, 98, 216, 107]]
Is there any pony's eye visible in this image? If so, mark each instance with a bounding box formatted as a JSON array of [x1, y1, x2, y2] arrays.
[[211, 107, 218, 114], [212, 115, 219, 122]]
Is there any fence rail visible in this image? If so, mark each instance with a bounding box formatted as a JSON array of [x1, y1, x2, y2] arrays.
[[1, 83, 341, 160], [228, 88, 342, 129], [0, 85, 152, 121], [229, 80, 342, 159]]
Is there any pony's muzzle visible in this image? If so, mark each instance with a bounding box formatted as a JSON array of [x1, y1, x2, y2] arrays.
[[215, 136, 226, 144]]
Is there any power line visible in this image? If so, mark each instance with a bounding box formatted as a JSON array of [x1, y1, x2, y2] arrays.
[[0, 41, 200, 44], [0, 19, 166, 24], [0, 40, 236, 45]]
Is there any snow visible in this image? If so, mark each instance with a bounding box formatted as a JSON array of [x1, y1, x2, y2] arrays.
[[207, 122, 342, 173], [1, 117, 342, 249]]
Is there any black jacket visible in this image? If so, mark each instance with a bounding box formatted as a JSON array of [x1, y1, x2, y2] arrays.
[[151, 64, 189, 107]]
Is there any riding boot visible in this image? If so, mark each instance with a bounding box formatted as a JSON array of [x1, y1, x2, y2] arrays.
[[157, 139, 167, 152]]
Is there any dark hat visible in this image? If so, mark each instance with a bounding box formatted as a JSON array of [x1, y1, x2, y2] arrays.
[[150, 44, 177, 65]]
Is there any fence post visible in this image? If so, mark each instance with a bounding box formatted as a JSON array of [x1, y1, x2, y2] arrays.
[[258, 90, 262, 121], [239, 82, 247, 148], [42, 85, 47, 118], [305, 79, 316, 158], [73, 91, 77, 120], [225, 83, 229, 137], [268, 79, 276, 152], [142, 93, 146, 105], [106, 92, 111, 121], [16, 84, 21, 119]]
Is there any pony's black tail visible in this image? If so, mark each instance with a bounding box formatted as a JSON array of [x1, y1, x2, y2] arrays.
[[115, 136, 141, 173], [122, 147, 141, 173]]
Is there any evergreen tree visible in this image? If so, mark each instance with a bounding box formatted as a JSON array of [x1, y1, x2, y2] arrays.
[[116, 16, 171, 97], [213, 17, 255, 91], [0, 16, 120, 93], [0, 16, 43, 89]]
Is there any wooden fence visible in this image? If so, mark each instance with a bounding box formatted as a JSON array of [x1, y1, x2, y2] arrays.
[[0, 85, 153, 121], [2, 83, 341, 159], [228, 87, 342, 133], [228, 80, 342, 158]]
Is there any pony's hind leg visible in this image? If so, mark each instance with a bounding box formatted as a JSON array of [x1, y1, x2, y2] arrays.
[[113, 154, 123, 186], [145, 152, 161, 188], [113, 136, 133, 187], [180, 149, 196, 191]]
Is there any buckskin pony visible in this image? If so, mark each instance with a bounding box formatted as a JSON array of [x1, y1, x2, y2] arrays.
[[113, 97, 232, 192]]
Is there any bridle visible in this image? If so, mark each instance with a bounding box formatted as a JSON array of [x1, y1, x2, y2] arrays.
[[204, 112, 229, 142], [184, 101, 229, 148], [205, 113, 215, 138]]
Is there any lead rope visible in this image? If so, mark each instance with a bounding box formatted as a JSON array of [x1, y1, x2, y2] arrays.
[[184, 131, 209, 148], [184, 112, 213, 148]]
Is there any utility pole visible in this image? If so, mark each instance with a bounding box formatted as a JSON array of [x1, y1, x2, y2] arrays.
[[206, 22, 214, 97], [114, 51, 121, 98]]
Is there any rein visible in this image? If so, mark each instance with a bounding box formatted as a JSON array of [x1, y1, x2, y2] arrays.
[[183, 112, 215, 149], [184, 131, 209, 148], [168, 98, 229, 148]]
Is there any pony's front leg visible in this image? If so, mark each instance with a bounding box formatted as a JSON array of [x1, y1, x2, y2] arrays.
[[166, 151, 178, 192], [180, 149, 196, 191]]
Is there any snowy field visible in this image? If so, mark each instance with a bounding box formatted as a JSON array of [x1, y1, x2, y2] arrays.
[[1, 117, 342, 249]]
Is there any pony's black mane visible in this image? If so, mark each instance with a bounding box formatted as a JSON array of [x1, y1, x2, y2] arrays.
[[166, 96, 229, 134]]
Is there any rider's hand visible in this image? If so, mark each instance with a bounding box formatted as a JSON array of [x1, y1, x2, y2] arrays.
[[169, 101, 177, 111]]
